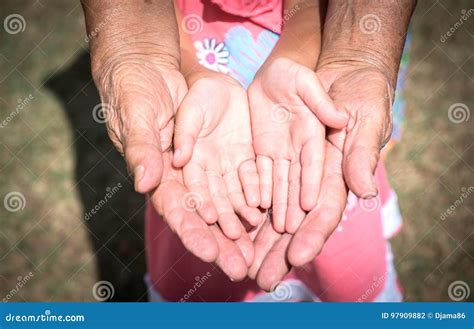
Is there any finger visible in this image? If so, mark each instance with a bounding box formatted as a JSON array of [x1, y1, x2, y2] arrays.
[[272, 159, 290, 233], [285, 162, 305, 234], [288, 143, 347, 267], [172, 94, 205, 167], [210, 225, 248, 281], [256, 155, 273, 209], [343, 108, 386, 198], [234, 225, 255, 267], [151, 180, 218, 263], [248, 219, 282, 279], [256, 234, 292, 291], [183, 163, 219, 224], [300, 133, 325, 211], [238, 159, 260, 207], [208, 172, 242, 240], [296, 67, 348, 129], [123, 128, 164, 194], [225, 171, 263, 227]]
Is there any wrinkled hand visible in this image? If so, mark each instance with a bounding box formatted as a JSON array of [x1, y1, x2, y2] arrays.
[[173, 71, 263, 240], [92, 54, 187, 193], [248, 57, 348, 234], [249, 64, 393, 290]]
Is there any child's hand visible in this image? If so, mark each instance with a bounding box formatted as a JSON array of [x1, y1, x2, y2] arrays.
[[248, 57, 348, 233], [173, 71, 263, 240]]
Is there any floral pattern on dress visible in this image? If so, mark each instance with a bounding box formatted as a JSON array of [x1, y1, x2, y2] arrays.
[[194, 38, 230, 73]]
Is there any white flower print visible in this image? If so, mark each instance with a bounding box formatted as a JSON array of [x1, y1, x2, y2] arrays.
[[194, 38, 229, 73]]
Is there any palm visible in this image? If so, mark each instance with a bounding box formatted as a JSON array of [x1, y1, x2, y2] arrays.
[[250, 66, 393, 290], [191, 77, 254, 176], [249, 58, 327, 234], [174, 74, 263, 240]]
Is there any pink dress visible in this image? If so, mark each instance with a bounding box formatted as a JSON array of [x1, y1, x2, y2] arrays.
[[145, 0, 404, 302]]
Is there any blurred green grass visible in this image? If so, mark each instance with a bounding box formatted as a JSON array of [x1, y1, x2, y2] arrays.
[[0, 0, 472, 301]]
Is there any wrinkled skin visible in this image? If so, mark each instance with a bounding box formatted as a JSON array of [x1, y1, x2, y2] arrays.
[[94, 57, 187, 193]]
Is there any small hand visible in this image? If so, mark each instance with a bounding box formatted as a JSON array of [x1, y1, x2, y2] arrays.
[[250, 64, 393, 290], [248, 57, 348, 233], [173, 71, 263, 240]]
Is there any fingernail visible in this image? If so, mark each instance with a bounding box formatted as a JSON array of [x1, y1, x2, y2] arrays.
[[134, 165, 145, 190], [362, 191, 377, 199]]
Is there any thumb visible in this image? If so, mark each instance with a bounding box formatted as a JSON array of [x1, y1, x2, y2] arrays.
[[172, 93, 205, 167], [296, 67, 349, 129], [122, 112, 165, 194], [342, 103, 390, 198]]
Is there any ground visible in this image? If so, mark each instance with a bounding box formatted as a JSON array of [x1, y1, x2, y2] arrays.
[[0, 0, 472, 302]]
